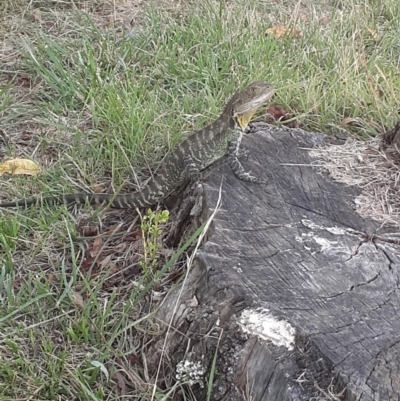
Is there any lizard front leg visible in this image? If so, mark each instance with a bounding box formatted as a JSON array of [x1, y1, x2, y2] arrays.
[[228, 129, 267, 184]]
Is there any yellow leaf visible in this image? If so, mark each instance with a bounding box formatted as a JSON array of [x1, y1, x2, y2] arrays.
[[367, 28, 381, 42], [266, 26, 301, 38], [0, 159, 42, 176]]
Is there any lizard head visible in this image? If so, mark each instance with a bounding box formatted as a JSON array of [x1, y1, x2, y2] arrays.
[[227, 81, 275, 131]]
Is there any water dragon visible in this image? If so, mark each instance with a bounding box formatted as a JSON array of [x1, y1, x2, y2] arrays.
[[0, 81, 275, 209]]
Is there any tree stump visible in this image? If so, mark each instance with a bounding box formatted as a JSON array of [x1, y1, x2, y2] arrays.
[[152, 124, 400, 401]]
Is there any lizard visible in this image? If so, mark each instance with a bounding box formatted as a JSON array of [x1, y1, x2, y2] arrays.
[[0, 81, 275, 209]]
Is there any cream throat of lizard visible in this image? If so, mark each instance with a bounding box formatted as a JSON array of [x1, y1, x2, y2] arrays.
[[228, 81, 275, 131], [235, 109, 258, 131]]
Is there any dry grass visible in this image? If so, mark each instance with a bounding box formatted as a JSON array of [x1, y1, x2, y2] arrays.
[[310, 137, 400, 231]]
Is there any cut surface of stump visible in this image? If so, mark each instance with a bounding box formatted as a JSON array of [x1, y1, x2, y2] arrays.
[[153, 124, 400, 401]]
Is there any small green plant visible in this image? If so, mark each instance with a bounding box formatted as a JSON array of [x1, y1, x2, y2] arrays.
[[139, 209, 169, 279]]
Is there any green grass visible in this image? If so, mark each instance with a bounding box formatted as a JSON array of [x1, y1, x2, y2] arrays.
[[1, 0, 400, 399]]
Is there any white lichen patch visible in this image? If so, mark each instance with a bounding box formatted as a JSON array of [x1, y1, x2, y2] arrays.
[[176, 359, 206, 388], [239, 308, 295, 350]]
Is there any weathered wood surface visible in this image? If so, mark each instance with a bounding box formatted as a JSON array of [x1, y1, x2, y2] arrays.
[[154, 124, 400, 401]]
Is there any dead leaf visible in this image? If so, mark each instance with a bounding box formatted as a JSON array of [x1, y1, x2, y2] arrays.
[[71, 290, 84, 309], [265, 105, 301, 128], [131, 230, 142, 240], [342, 117, 363, 128], [81, 256, 95, 271], [90, 237, 103, 257], [115, 242, 127, 253], [367, 28, 381, 42], [266, 26, 301, 38], [319, 16, 331, 26], [33, 9, 42, 22], [92, 184, 105, 193], [47, 273, 59, 283], [126, 353, 143, 367], [266, 105, 288, 121], [99, 254, 112, 269], [124, 230, 142, 242], [107, 225, 121, 235], [0, 159, 41, 176], [113, 371, 126, 396]]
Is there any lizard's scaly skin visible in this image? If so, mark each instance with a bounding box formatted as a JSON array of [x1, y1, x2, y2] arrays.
[[0, 82, 275, 209]]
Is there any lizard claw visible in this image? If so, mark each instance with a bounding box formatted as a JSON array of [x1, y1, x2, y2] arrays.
[[237, 148, 250, 158]]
